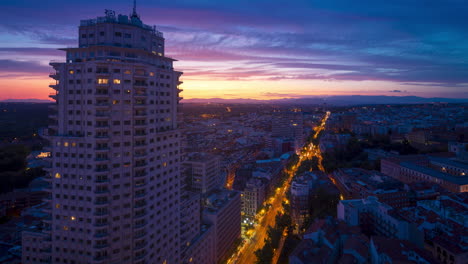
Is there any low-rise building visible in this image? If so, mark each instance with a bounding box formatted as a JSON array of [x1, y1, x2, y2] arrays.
[[337, 196, 424, 247], [332, 168, 412, 208]]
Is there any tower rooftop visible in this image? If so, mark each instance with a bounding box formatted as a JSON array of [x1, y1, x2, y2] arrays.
[[80, 9, 163, 38]]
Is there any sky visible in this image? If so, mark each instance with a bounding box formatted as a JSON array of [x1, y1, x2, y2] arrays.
[[0, 0, 467, 100]]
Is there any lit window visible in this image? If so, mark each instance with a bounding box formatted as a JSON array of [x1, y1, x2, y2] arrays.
[[113, 79, 121, 84], [63, 226, 69, 231], [163, 162, 167, 167], [64, 142, 69, 147], [70, 216, 76, 221], [69, 70, 74, 74], [124, 70, 131, 74], [112, 100, 119, 105], [72, 142, 76, 147], [55, 173, 61, 179], [98, 78, 109, 84], [56, 204, 60, 209], [149, 72, 154, 76]]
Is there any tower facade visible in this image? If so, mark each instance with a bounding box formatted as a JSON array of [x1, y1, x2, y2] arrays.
[[23, 8, 183, 264]]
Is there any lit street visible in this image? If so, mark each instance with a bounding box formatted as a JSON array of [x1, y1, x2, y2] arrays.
[[227, 111, 330, 264]]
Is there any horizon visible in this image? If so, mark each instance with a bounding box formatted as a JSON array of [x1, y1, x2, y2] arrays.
[[1, 0, 468, 100]]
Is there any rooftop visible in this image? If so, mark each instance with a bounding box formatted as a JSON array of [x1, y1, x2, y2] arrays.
[[80, 9, 163, 38], [401, 162, 468, 185]]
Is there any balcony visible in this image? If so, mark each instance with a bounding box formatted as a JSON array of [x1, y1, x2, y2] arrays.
[[94, 211, 109, 216], [134, 162, 148, 168], [93, 243, 109, 249], [49, 93, 58, 100], [135, 191, 147, 198], [134, 241, 148, 250], [134, 211, 147, 219], [134, 122, 147, 127], [134, 92, 148, 98], [94, 232, 109, 238], [95, 102, 110, 107], [95, 112, 110, 117], [49, 72, 59, 79], [134, 221, 147, 229], [133, 82, 148, 87], [134, 152, 147, 158], [93, 256, 109, 262], [134, 72, 148, 78], [49, 83, 59, 90], [94, 200, 109, 205]]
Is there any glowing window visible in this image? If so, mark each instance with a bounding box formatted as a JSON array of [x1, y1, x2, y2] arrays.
[[55, 173, 61, 179], [69, 70, 74, 74], [72, 142, 76, 147], [70, 216, 76, 221], [64, 142, 69, 147], [124, 70, 131, 74], [98, 78, 109, 84], [149, 72, 154, 76], [55, 204, 60, 209], [113, 79, 121, 84]]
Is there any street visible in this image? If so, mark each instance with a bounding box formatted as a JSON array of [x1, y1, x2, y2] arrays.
[[227, 111, 330, 264]]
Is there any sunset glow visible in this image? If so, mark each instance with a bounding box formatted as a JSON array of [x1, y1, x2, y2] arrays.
[[1, 0, 467, 100]]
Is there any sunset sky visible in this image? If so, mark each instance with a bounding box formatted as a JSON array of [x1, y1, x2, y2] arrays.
[[0, 0, 467, 100]]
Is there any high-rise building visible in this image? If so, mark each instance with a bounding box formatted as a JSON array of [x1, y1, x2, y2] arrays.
[[182, 152, 221, 195], [23, 7, 184, 264], [271, 109, 304, 154]]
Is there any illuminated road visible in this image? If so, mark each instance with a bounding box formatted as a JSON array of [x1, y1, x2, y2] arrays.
[[227, 111, 330, 264]]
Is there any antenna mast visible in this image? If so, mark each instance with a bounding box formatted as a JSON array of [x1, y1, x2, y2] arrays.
[[131, 0, 139, 18]]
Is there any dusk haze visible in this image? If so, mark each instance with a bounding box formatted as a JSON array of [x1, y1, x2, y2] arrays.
[[1, 0, 468, 100]]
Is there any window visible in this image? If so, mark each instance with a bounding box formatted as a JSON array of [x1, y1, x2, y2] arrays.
[[113, 79, 121, 84], [98, 78, 109, 84], [115, 32, 122, 37]]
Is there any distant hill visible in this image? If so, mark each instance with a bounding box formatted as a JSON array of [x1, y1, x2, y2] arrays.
[[1, 99, 53, 103], [2, 95, 467, 105], [183, 95, 468, 105]]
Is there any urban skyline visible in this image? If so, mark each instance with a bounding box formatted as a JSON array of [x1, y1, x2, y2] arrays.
[[1, 0, 468, 100], [0, 2, 467, 264]]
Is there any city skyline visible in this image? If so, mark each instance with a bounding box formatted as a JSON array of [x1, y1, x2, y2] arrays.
[[1, 0, 468, 100]]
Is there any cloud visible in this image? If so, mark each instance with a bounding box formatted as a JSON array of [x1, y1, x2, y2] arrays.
[[0, 59, 49, 74], [0, 0, 467, 97]]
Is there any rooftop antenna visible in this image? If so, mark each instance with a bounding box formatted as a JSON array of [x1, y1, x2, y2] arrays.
[[131, 0, 139, 19]]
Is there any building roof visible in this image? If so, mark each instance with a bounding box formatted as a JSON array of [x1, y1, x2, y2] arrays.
[[400, 162, 468, 185]]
